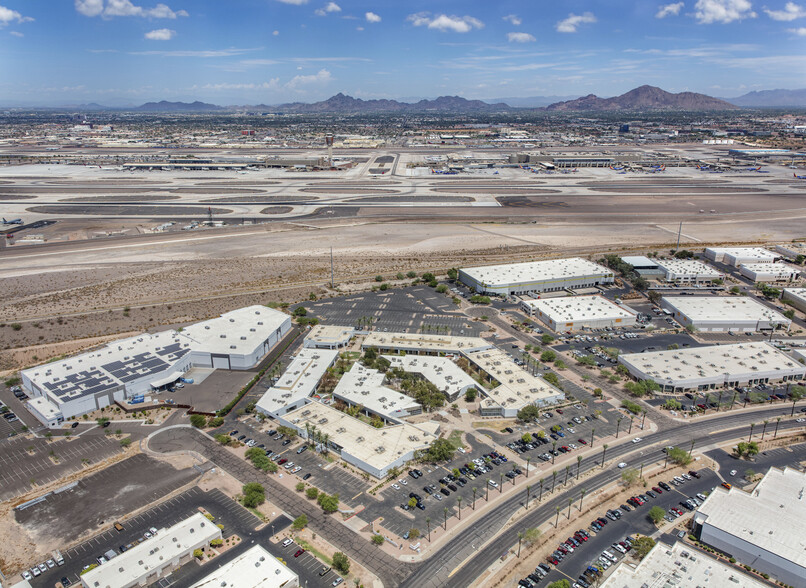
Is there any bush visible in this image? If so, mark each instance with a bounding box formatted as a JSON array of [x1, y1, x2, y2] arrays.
[[541, 334, 555, 345], [407, 271, 417, 278], [540, 349, 557, 363], [242, 482, 265, 508], [293, 306, 307, 317], [193, 548, 203, 559], [306, 487, 319, 500], [469, 295, 491, 304], [375, 275, 383, 282], [207, 416, 224, 428], [517, 405, 541, 422], [332, 552, 350, 574], [210, 538, 223, 547], [729, 557, 736, 563], [371, 534, 385, 545], [292, 514, 308, 530], [621, 399, 642, 414], [422, 438, 455, 462], [464, 387, 477, 402], [436, 284, 448, 293], [295, 482, 305, 492], [648, 506, 666, 524], [317, 492, 340, 513], [189, 414, 207, 428]]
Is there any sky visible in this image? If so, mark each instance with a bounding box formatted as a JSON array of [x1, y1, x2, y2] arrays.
[[0, 0, 804, 106]]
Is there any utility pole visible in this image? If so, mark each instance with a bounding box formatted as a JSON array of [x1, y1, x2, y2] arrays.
[[330, 247, 334, 288], [676, 221, 683, 250]]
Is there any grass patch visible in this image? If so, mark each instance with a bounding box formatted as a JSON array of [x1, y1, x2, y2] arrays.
[[293, 537, 332, 566], [246, 506, 267, 522], [447, 429, 465, 450]]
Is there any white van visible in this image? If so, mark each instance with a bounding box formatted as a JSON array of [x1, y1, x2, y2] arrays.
[[602, 550, 618, 562]]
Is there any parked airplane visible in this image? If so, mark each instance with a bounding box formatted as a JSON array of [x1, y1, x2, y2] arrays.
[[2, 218, 23, 225], [795, 172, 806, 180]]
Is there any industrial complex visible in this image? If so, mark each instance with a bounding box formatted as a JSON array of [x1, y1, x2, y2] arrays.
[[739, 262, 802, 283], [21, 306, 291, 427], [458, 258, 614, 296], [660, 296, 792, 332], [704, 247, 779, 267], [189, 545, 298, 588], [693, 467, 806, 588], [521, 295, 638, 332], [654, 259, 723, 284], [783, 288, 806, 313], [618, 342, 805, 393]]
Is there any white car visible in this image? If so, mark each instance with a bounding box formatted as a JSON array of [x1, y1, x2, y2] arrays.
[[391, 483, 400, 490], [729, 470, 737, 476], [30, 567, 40, 577], [632, 437, 642, 444], [282, 538, 293, 547], [399, 479, 408, 486], [284, 462, 295, 470], [21, 571, 32, 580], [149, 527, 158, 535], [291, 466, 302, 474], [457, 447, 466, 454], [617, 462, 627, 468], [797, 418, 805, 423]]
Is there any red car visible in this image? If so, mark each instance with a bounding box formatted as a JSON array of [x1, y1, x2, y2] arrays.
[[557, 409, 564, 414], [278, 458, 288, 465], [578, 438, 587, 445], [652, 486, 663, 494], [294, 549, 305, 558]]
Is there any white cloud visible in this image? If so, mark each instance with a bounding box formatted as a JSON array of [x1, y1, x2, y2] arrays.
[[199, 80, 280, 91], [789, 25, 806, 32], [130, 47, 259, 57], [365, 11, 381, 23], [314, 2, 340, 16], [555, 12, 596, 33], [407, 12, 484, 33], [145, 28, 176, 40], [765, 2, 806, 20], [75, 0, 189, 19], [507, 32, 536, 43], [0, 5, 33, 25], [693, 0, 756, 23], [286, 68, 332, 89], [656, 2, 685, 18], [502, 14, 522, 26], [9, 30, 22, 36]]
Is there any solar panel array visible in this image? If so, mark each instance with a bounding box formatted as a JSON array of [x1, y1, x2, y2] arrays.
[[43, 368, 119, 402]]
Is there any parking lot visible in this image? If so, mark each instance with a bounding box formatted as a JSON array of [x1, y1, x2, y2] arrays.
[[0, 434, 122, 502], [300, 286, 484, 336], [534, 467, 720, 588], [15, 453, 202, 542]]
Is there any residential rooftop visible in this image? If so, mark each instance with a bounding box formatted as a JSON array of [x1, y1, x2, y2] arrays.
[[459, 257, 612, 286]]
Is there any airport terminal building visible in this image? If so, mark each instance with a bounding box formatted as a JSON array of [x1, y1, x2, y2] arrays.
[[660, 296, 791, 332], [693, 467, 806, 588], [619, 342, 805, 393], [23, 306, 292, 428], [521, 295, 637, 332], [458, 258, 614, 296]]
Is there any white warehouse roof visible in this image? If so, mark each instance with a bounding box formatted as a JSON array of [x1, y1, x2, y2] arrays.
[[662, 296, 790, 325], [179, 306, 289, 356], [256, 349, 339, 415], [655, 259, 723, 279], [522, 295, 637, 322], [459, 257, 612, 287], [189, 545, 298, 588], [332, 362, 421, 418]]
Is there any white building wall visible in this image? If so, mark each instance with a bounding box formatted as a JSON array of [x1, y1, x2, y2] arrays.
[[783, 290, 806, 313]]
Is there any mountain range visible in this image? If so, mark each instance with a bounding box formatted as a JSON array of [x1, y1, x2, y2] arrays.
[[51, 86, 806, 112]]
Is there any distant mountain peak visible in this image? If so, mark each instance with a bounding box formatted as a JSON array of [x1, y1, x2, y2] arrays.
[[546, 85, 737, 111], [273, 93, 511, 113]]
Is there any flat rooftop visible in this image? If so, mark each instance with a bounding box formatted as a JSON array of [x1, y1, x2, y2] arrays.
[[459, 257, 612, 286], [785, 287, 806, 304], [179, 305, 289, 356], [694, 467, 806, 572], [189, 544, 298, 588], [620, 255, 657, 268], [283, 401, 436, 469], [776, 243, 806, 257], [256, 348, 339, 414], [467, 348, 564, 409], [23, 330, 191, 403], [305, 325, 354, 347], [82, 513, 220, 588], [663, 296, 790, 324], [522, 295, 637, 322], [620, 342, 804, 384], [332, 362, 420, 417], [601, 540, 767, 588], [706, 246, 778, 260], [384, 355, 478, 399], [363, 332, 491, 354], [740, 262, 801, 274], [656, 259, 723, 277]]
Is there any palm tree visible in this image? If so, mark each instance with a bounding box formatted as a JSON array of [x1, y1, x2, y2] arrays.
[[749, 422, 755, 442], [774, 416, 782, 439], [552, 470, 558, 492], [486, 483, 490, 502], [472, 487, 477, 510], [517, 531, 524, 557], [526, 484, 532, 509], [426, 517, 431, 542], [443, 507, 448, 530], [555, 505, 561, 528], [628, 416, 634, 435], [539, 478, 545, 502], [641, 409, 647, 429], [579, 488, 586, 511], [761, 419, 769, 440], [590, 428, 595, 448], [688, 439, 695, 459], [616, 417, 622, 438], [567, 497, 573, 519], [577, 455, 583, 480], [564, 465, 571, 486], [601, 443, 609, 469], [499, 473, 504, 493], [552, 441, 557, 464], [525, 457, 531, 478], [730, 392, 738, 410], [457, 496, 462, 519]]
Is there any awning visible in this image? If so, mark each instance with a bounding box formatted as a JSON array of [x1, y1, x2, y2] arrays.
[[150, 371, 184, 389]]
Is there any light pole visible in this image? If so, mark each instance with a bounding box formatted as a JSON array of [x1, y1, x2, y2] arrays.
[[443, 507, 448, 530]]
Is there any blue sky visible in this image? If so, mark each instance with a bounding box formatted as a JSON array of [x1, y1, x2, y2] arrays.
[[0, 0, 804, 105]]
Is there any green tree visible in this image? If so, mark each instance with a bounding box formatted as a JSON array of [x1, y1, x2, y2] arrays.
[[784, 309, 796, 320], [295, 482, 305, 492], [521, 433, 533, 444], [648, 506, 666, 524], [292, 514, 308, 530], [306, 487, 319, 500], [667, 447, 692, 466], [447, 268, 459, 280], [664, 398, 682, 410], [332, 552, 350, 574], [464, 387, 477, 402], [408, 528, 420, 540], [621, 468, 640, 486], [541, 349, 557, 363], [541, 334, 555, 345], [577, 355, 596, 367], [293, 306, 308, 317], [371, 534, 385, 545], [547, 580, 571, 588], [424, 438, 456, 462], [193, 548, 203, 559], [375, 275, 384, 282], [436, 284, 448, 294], [632, 536, 656, 559], [406, 271, 417, 278], [318, 492, 340, 513], [189, 414, 207, 428], [207, 416, 224, 428], [517, 404, 541, 422], [242, 483, 265, 508]]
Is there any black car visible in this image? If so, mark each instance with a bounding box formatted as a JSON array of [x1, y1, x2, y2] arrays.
[[408, 470, 419, 479], [303, 473, 312, 480], [71, 422, 79, 428], [440, 488, 450, 496], [282, 439, 292, 446], [659, 481, 672, 491], [102, 421, 110, 428], [119, 545, 127, 553], [447, 484, 458, 492], [61, 577, 72, 587]]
